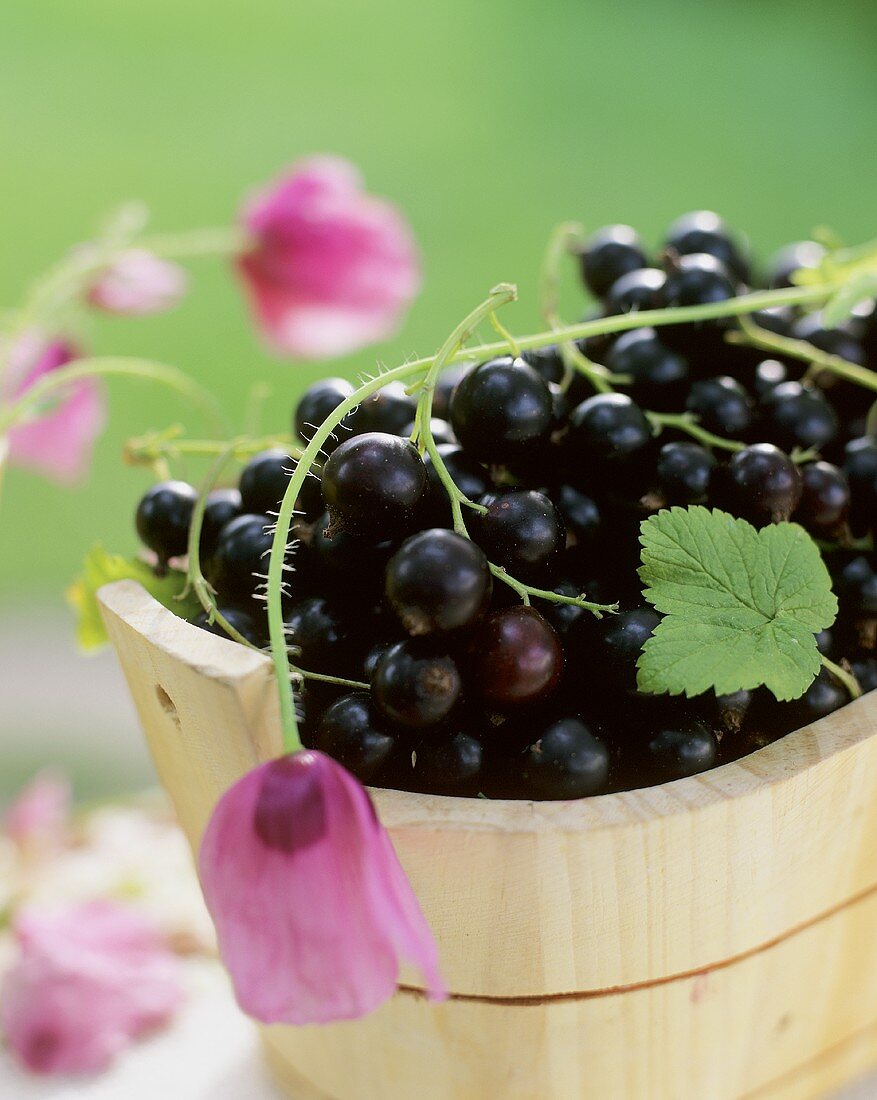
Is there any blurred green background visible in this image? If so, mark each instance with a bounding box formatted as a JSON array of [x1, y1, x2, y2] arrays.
[[1, 0, 877, 796]]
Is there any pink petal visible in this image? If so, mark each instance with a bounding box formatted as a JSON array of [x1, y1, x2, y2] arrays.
[[198, 751, 444, 1025], [235, 157, 421, 359], [0, 901, 183, 1075], [3, 772, 71, 849], [88, 250, 188, 316], [3, 335, 106, 485]]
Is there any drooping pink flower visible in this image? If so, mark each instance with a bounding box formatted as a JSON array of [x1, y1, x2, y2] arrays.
[[236, 156, 422, 359], [198, 750, 445, 1025], [4, 772, 71, 850], [88, 249, 187, 316], [2, 332, 105, 485], [0, 901, 183, 1075]]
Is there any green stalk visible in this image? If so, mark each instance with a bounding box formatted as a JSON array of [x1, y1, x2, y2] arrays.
[[0, 356, 228, 437], [820, 655, 863, 701]]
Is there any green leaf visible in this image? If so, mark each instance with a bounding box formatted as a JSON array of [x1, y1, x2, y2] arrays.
[[636, 507, 838, 701], [67, 543, 199, 651]]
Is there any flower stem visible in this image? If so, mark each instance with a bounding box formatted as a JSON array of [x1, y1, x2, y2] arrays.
[[646, 411, 745, 453], [137, 226, 249, 259], [0, 357, 228, 437], [821, 655, 863, 700]]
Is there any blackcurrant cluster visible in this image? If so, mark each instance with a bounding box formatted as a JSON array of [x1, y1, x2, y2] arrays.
[[134, 212, 876, 801]]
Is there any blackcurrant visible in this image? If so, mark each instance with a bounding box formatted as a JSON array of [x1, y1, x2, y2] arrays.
[[586, 607, 660, 695], [472, 490, 565, 584], [313, 693, 395, 783], [605, 327, 689, 411], [408, 731, 484, 794], [347, 380, 417, 435], [207, 513, 274, 600], [555, 485, 603, 547], [239, 449, 296, 515], [372, 640, 462, 728], [843, 437, 877, 535], [788, 669, 849, 727], [716, 443, 803, 525], [293, 377, 355, 449], [449, 356, 554, 464], [471, 606, 563, 707], [790, 314, 866, 366], [321, 432, 427, 534], [522, 344, 565, 386], [385, 529, 492, 635], [402, 417, 455, 446], [135, 480, 197, 564], [578, 224, 648, 299], [796, 461, 850, 536], [767, 240, 826, 289], [659, 253, 738, 353], [645, 719, 719, 781], [433, 363, 474, 419], [517, 717, 610, 799], [191, 605, 266, 647], [655, 442, 716, 505], [284, 596, 359, 675], [759, 381, 839, 451], [604, 267, 666, 315], [568, 393, 652, 464], [199, 488, 242, 562], [686, 376, 753, 438], [664, 210, 750, 283], [310, 511, 398, 590], [753, 359, 789, 397]]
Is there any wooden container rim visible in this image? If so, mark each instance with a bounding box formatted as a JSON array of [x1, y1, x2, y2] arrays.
[[99, 579, 877, 837]]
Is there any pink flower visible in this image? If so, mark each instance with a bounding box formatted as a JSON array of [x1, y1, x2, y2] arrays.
[[88, 250, 187, 316], [2, 332, 105, 485], [198, 751, 445, 1025], [4, 772, 71, 850], [236, 156, 421, 359], [0, 901, 183, 1075]]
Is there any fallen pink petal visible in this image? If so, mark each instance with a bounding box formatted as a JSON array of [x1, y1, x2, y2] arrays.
[[3, 771, 72, 850], [2, 332, 105, 485], [236, 155, 422, 359], [0, 901, 184, 1075], [198, 750, 445, 1026], [88, 249, 188, 316]]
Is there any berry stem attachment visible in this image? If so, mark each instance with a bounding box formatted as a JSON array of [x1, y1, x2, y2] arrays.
[[411, 285, 518, 532], [646, 411, 745, 453], [488, 564, 617, 618], [728, 315, 877, 395], [539, 221, 615, 395], [489, 311, 521, 359], [185, 440, 262, 650], [820, 655, 863, 701], [0, 357, 228, 438]]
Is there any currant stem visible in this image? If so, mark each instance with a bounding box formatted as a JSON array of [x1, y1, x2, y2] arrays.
[[0, 357, 228, 437], [820, 655, 863, 700], [184, 441, 261, 650], [728, 315, 877, 394], [646, 411, 745, 453], [124, 428, 302, 467], [488, 564, 617, 617]]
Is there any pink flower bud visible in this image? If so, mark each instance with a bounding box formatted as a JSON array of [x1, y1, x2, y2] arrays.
[[2, 332, 105, 485], [0, 901, 183, 1074], [4, 772, 71, 850], [88, 250, 187, 316], [198, 751, 445, 1025], [236, 156, 422, 359]]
